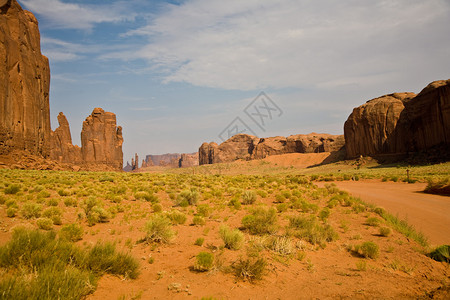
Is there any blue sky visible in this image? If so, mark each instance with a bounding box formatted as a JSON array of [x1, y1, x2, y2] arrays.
[[18, 0, 450, 165]]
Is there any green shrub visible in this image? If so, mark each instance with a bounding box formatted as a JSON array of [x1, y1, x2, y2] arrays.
[[241, 207, 277, 235], [134, 191, 158, 202], [196, 204, 212, 217], [318, 207, 331, 221], [0, 227, 139, 300], [233, 258, 266, 282], [4, 184, 21, 194], [42, 207, 63, 225], [37, 217, 54, 230], [219, 225, 244, 250], [428, 245, 450, 263], [241, 191, 257, 205], [424, 178, 450, 196], [165, 210, 187, 225], [143, 214, 175, 243], [21, 202, 42, 219], [228, 198, 242, 210], [152, 203, 162, 213], [359, 241, 379, 259], [194, 237, 205, 246], [37, 190, 51, 199], [58, 189, 71, 196], [64, 197, 77, 207], [176, 189, 199, 206], [366, 217, 381, 227], [6, 207, 17, 218], [87, 206, 110, 226], [60, 223, 84, 242], [46, 198, 59, 207], [194, 252, 214, 272], [379, 227, 391, 237], [276, 203, 289, 213], [289, 215, 338, 246], [82, 242, 139, 279], [192, 216, 206, 226]]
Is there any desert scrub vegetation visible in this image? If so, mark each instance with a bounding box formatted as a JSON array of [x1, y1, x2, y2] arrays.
[[176, 189, 199, 206], [241, 207, 278, 235], [219, 225, 244, 250], [241, 190, 257, 205], [0, 227, 139, 300], [428, 245, 450, 263], [424, 177, 450, 196], [194, 252, 214, 272], [354, 241, 380, 259], [288, 215, 338, 247], [143, 214, 175, 243], [232, 257, 267, 282]]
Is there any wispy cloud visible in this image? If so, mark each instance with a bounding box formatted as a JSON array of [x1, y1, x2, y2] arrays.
[[20, 0, 136, 30], [110, 0, 450, 91]]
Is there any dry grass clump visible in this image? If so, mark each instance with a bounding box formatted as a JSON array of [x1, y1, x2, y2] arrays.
[[219, 225, 244, 250], [424, 177, 450, 196], [232, 257, 267, 282], [0, 227, 139, 300], [143, 214, 175, 243], [288, 215, 338, 246], [241, 207, 277, 235]]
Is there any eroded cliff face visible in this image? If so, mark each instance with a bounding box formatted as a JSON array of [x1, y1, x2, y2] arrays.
[[199, 133, 345, 165], [0, 0, 51, 156], [50, 112, 81, 164], [344, 80, 450, 158], [81, 108, 123, 170]]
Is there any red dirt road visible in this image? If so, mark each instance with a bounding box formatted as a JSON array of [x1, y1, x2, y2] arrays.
[[318, 180, 450, 246]]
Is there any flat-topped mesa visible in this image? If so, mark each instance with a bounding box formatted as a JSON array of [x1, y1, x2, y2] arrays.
[[179, 152, 199, 168], [0, 0, 51, 156], [199, 133, 345, 165], [344, 79, 450, 158], [50, 112, 81, 164], [81, 108, 123, 171]]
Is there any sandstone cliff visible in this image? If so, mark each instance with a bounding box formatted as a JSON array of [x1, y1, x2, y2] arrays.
[[179, 152, 199, 168], [344, 80, 450, 158], [0, 0, 51, 156], [199, 133, 344, 165], [81, 108, 123, 170], [50, 112, 81, 164]]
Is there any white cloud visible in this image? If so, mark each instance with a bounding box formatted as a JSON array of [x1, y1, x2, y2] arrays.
[[20, 0, 135, 30], [114, 0, 450, 91]]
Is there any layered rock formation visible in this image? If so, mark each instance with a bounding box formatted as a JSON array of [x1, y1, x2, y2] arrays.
[[146, 153, 181, 167], [344, 80, 450, 158], [0, 0, 51, 156], [179, 152, 199, 168], [81, 108, 123, 170], [199, 133, 345, 165], [49, 108, 124, 171], [50, 112, 81, 164]]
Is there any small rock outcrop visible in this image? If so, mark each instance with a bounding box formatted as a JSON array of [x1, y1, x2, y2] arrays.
[[199, 133, 344, 165], [0, 0, 51, 157], [81, 108, 123, 170], [344, 80, 450, 158], [50, 112, 81, 164]]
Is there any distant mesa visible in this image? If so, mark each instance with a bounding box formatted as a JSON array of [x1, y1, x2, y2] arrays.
[[199, 133, 345, 165], [0, 1, 124, 171], [124, 152, 199, 171], [344, 79, 450, 159]]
